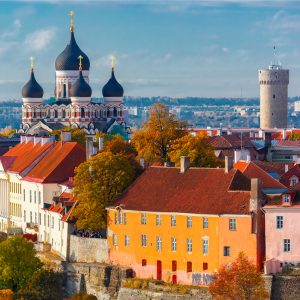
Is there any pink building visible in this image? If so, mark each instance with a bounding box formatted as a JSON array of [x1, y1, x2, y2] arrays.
[[264, 188, 300, 274]]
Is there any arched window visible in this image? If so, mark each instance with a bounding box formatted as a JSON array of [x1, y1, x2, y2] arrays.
[[46, 110, 50, 118], [81, 108, 85, 118], [54, 110, 58, 118], [62, 110, 66, 118], [113, 107, 117, 117], [33, 111, 36, 118]]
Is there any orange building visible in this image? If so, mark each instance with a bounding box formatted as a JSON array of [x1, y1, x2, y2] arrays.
[[107, 157, 265, 286]]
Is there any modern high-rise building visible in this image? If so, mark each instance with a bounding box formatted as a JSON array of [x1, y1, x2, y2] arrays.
[[259, 51, 289, 129]]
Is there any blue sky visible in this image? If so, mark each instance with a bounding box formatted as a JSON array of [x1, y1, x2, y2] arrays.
[[1, 1, 300, 99]]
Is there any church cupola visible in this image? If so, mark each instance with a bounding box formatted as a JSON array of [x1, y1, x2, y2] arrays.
[[55, 11, 90, 99], [70, 56, 92, 105], [102, 56, 124, 105], [22, 56, 44, 105]]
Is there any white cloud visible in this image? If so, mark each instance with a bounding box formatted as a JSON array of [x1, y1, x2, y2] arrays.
[[222, 47, 229, 53], [270, 10, 300, 31], [0, 19, 22, 40], [24, 27, 57, 51]]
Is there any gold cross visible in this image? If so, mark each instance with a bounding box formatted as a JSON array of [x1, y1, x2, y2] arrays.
[[78, 55, 83, 70], [70, 10, 75, 32], [29, 56, 35, 69], [111, 55, 115, 70]]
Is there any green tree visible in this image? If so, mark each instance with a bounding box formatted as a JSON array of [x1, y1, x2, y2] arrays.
[[289, 133, 300, 141], [73, 152, 136, 230], [51, 126, 86, 147], [0, 236, 42, 292], [132, 103, 187, 162], [19, 269, 63, 300], [209, 252, 269, 300], [169, 134, 224, 168]]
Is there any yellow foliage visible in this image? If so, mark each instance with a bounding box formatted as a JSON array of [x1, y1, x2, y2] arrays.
[[132, 103, 187, 162]]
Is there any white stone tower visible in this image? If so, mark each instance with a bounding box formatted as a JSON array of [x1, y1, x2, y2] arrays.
[[259, 48, 289, 129]]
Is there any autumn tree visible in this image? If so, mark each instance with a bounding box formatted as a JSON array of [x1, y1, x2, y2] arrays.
[[169, 134, 224, 168], [289, 133, 300, 141], [0, 289, 13, 300], [71, 293, 97, 300], [209, 252, 269, 300], [73, 152, 136, 230], [0, 236, 42, 292], [19, 269, 63, 300], [51, 126, 86, 147], [132, 103, 187, 162]]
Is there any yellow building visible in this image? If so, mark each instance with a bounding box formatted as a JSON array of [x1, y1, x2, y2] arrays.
[[107, 158, 264, 285]]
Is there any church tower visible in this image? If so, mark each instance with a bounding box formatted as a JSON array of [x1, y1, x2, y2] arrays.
[[55, 11, 90, 101], [259, 47, 289, 129]]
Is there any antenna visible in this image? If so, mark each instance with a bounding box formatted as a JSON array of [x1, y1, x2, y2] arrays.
[[270, 46, 282, 70]]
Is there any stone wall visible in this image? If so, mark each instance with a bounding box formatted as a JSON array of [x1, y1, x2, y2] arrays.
[[270, 275, 300, 300], [68, 235, 109, 263]]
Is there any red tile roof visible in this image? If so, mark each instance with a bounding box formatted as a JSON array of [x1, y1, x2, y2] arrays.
[[112, 167, 251, 215], [0, 156, 16, 172], [234, 161, 285, 189], [252, 161, 293, 177], [3, 141, 53, 174], [23, 142, 86, 183]]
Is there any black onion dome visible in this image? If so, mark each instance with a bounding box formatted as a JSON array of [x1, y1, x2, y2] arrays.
[[102, 70, 124, 97], [22, 70, 44, 98], [70, 70, 92, 97], [55, 31, 90, 71]]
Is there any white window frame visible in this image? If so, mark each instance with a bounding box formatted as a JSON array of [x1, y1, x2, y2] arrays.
[[202, 238, 209, 255], [171, 215, 176, 227], [283, 194, 290, 203], [141, 234, 147, 247], [141, 213, 146, 225], [125, 235, 130, 246], [229, 218, 237, 230], [203, 217, 209, 229], [187, 216, 192, 228], [284, 239, 291, 252], [186, 238, 193, 253], [276, 216, 283, 229], [156, 215, 162, 226], [171, 237, 177, 252], [113, 234, 118, 246], [156, 236, 162, 252]]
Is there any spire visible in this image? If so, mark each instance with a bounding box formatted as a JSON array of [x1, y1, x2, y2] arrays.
[[111, 55, 116, 71], [70, 10, 75, 32], [29, 56, 35, 71], [78, 55, 83, 71], [270, 46, 282, 70]]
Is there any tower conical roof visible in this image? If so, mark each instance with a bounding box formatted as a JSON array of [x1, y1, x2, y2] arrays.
[[70, 70, 92, 97], [22, 69, 44, 98], [102, 69, 124, 97]]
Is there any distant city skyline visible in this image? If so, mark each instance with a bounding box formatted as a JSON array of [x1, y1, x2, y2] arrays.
[[1, 1, 300, 99]]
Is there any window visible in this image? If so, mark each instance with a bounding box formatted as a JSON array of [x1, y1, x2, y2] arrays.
[[284, 239, 291, 252], [187, 216, 192, 228], [141, 234, 147, 247], [29, 190, 32, 203], [187, 262, 192, 272], [23, 189, 25, 202], [283, 194, 290, 203], [113, 234, 118, 246], [114, 212, 117, 224], [156, 236, 162, 252], [141, 213, 146, 225], [291, 176, 298, 187], [51, 217, 54, 229], [203, 217, 208, 229], [202, 239, 209, 255], [117, 211, 123, 224], [39, 213, 41, 225], [44, 214, 46, 226], [229, 218, 236, 230], [203, 263, 208, 270], [30, 211, 32, 223], [142, 259, 147, 266], [34, 191, 36, 203], [276, 216, 283, 229], [171, 237, 177, 252], [23, 210, 26, 222], [171, 215, 176, 226], [156, 215, 162, 226], [186, 238, 192, 253], [125, 235, 130, 246], [47, 215, 50, 227], [224, 246, 230, 256], [38, 191, 41, 204], [123, 213, 127, 225], [273, 94, 276, 99]]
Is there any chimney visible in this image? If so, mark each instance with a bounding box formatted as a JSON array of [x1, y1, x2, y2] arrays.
[[61, 131, 72, 144], [20, 135, 26, 144], [139, 157, 145, 169], [282, 129, 286, 140], [285, 164, 289, 173], [250, 178, 260, 212], [224, 156, 233, 173], [41, 136, 54, 146], [264, 132, 272, 148], [99, 136, 104, 151], [25, 135, 34, 144], [180, 156, 190, 173], [34, 136, 41, 146], [86, 138, 94, 160]]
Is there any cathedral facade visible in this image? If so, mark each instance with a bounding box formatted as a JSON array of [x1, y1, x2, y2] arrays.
[[19, 12, 125, 135]]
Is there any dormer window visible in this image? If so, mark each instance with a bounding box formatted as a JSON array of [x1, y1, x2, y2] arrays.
[[283, 194, 290, 204], [290, 176, 298, 187]]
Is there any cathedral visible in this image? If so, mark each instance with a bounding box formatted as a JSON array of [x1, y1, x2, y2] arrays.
[[19, 11, 126, 136]]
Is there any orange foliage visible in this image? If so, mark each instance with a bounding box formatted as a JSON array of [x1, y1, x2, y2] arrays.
[[209, 253, 269, 300], [0, 289, 13, 300]]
